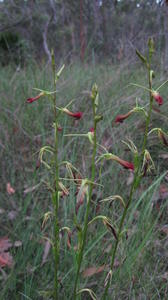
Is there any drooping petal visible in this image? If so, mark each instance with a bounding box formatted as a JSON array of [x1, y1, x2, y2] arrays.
[[115, 111, 132, 123]]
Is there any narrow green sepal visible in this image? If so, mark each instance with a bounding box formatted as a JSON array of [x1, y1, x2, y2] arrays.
[[136, 49, 147, 65], [56, 64, 65, 81]]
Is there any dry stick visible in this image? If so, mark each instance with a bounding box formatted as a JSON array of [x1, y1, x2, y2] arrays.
[[73, 100, 97, 300], [102, 54, 153, 300], [51, 51, 60, 300]]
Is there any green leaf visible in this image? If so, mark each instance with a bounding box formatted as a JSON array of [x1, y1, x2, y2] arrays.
[[56, 64, 65, 81]]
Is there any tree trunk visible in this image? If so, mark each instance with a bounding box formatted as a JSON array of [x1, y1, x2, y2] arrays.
[[42, 18, 51, 63], [163, 2, 168, 71], [80, 0, 86, 62]]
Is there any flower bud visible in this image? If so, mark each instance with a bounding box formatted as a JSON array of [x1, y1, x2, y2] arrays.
[[152, 91, 163, 106], [158, 129, 168, 147], [95, 115, 103, 123], [91, 83, 98, 101], [141, 150, 155, 176]]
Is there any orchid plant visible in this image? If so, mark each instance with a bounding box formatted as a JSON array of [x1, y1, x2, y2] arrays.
[[26, 39, 167, 299]]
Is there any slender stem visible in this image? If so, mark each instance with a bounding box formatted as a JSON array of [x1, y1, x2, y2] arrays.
[[141, 61, 152, 154], [52, 51, 59, 300], [102, 171, 137, 300], [73, 102, 97, 299], [102, 55, 153, 300]]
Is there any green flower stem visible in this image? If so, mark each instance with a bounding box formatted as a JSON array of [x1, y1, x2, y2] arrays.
[[141, 59, 153, 154], [102, 56, 153, 300], [51, 51, 60, 300], [73, 102, 97, 300]]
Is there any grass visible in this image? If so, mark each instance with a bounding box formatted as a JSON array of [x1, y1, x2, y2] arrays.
[[0, 59, 168, 299]]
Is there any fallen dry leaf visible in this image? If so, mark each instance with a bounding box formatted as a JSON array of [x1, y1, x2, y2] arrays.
[[0, 252, 13, 268], [14, 241, 22, 248], [82, 265, 107, 278], [0, 266, 7, 280], [159, 154, 168, 160], [113, 259, 120, 268], [160, 225, 168, 236], [7, 210, 18, 220], [165, 173, 168, 183], [159, 184, 168, 200], [161, 272, 168, 281], [0, 237, 13, 268], [0, 237, 22, 268], [0, 208, 5, 214], [104, 244, 112, 253], [6, 183, 15, 195], [23, 183, 40, 194], [0, 237, 12, 252]]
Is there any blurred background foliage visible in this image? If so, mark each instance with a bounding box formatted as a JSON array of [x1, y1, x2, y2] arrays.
[[0, 0, 168, 69]]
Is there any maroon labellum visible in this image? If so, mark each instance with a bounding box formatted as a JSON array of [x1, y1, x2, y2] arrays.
[[26, 92, 44, 103]]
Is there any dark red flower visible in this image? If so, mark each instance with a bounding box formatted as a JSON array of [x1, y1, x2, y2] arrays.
[[113, 155, 134, 170], [63, 108, 83, 120], [115, 111, 132, 123], [26, 92, 44, 103], [57, 126, 62, 132], [152, 91, 163, 106], [71, 112, 83, 119], [89, 127, 94, 133], [118, 159, 134, 170]]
